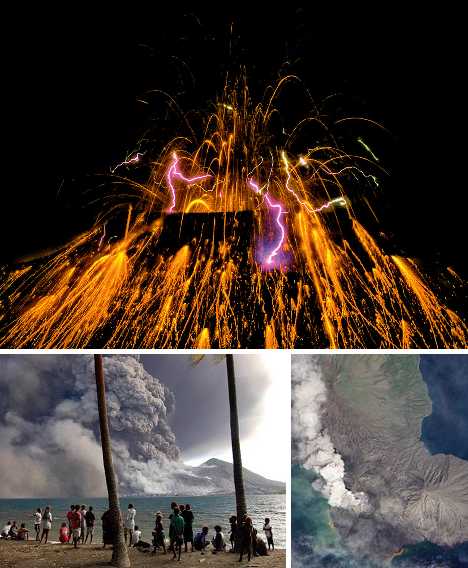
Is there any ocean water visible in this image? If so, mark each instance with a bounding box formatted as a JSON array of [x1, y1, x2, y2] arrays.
[[420, 354, 468, 460], [0, 494, 285, 548]]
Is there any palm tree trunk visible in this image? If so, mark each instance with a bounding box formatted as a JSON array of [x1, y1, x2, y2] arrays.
[[94, 355, 131, 568], [226, 354, 247, 521]]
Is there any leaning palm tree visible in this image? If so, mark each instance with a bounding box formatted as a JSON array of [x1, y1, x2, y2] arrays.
[[226, 354, 247, 521], [94, 355, 131, 568]]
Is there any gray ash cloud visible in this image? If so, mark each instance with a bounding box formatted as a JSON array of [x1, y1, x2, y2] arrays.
[[0, 355, 179, 496]]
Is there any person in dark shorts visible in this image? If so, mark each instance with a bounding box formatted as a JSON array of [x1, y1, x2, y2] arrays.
[[229, 515, 237, 551], [152, 513, 166, 554], [170, 507, 185, 561], [33, 508, 42, 541], [238, 516, 255, 562], [182, 503, 194, 552], [101, 509, 117, 549], [85, 506, 96, 544], [168, 501, 178, 552]]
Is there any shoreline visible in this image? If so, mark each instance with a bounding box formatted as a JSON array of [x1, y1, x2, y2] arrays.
[[0, 540, 285, 568]]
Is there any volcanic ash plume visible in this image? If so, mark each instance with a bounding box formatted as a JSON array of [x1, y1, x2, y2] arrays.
[[0, 355, 180, 496], [291, 356, 369, 512]]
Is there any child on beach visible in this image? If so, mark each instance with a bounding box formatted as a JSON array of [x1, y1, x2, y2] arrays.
[[211, 525, 226, 553], [17, 523, 29, 541], [124, 504, 136, 545], [133, 525, 141, 546], [59, 522, 69, 543], [182, 503, 194, 552], [152, 513, 166, 554], [193, 527, 210, 553], [33, 508, 42, 541], [40, 507, 52, 544], [263, 518, 274, 550]]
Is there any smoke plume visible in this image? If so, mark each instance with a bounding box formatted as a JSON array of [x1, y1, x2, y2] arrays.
[[291, 356, 369, 512], [0, 355, 180, 496]]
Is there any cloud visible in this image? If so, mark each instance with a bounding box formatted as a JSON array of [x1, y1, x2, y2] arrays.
[[291, 356, 369, 512], [0, 355, 179, 497]]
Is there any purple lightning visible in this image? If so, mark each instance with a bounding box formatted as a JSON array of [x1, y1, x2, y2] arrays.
[[248, 179, 287, 266], [166, 152, 211, 213], [111, 152, 144, 173]]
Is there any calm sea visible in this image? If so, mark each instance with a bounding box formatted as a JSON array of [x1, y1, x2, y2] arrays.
[[0, 494, 285, 548]]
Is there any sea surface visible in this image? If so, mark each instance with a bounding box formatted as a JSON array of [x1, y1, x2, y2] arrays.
[[0, 494, 285, 548], [420, 354, 468, 460]]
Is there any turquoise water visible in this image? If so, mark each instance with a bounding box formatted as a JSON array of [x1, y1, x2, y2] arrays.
[[0, 494, 285, 548]]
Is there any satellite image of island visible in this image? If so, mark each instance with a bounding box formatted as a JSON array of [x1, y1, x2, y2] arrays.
[[292, 354, 468, 567]]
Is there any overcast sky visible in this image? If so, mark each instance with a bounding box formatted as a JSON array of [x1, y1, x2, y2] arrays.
[[141, 353, 290, 481]]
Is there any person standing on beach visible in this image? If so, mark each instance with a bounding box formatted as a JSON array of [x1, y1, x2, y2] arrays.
[[101, 509, 115, 549], [33, 508, 42, 541], [40, 506, 52, 544], [238, 516, 255, 562], [66, 505, 74, 543], [85, 506, 95, 544], [79, 505, 87, 544], [168, 501, 178, 552], [263, 518, 274, 551], [152, 513, 166, 554], [170, 506, 185, 561], [229, 516, 238, 551], [182, 503, 194, 552], [70, 505, 82, 549], [124, 503, 136, 545]]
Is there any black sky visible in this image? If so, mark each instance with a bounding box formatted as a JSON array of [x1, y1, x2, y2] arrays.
[[3, 6, 466, 274]]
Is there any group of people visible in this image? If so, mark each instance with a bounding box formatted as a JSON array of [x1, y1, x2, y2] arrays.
[[1, 501, 275, 562], [120, 502, 275, 563], [1, 504, 96, 546]]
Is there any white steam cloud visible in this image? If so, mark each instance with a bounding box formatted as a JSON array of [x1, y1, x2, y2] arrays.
[[291, 356, 369, 512]]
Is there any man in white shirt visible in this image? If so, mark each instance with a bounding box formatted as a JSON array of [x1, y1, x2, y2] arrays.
[[124, 504, 136, 545]]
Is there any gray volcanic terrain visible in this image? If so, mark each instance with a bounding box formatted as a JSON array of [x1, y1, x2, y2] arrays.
[[185, 458, 285, 495], [292, 354, 468, 560]]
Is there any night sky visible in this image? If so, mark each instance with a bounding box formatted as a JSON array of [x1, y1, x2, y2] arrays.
[[3, 6, 466, 275]]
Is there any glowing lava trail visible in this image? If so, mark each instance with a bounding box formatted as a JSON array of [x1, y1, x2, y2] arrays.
[[0, 75, 466, 348]]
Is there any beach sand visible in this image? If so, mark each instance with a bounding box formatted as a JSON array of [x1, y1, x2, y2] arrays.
[[0, 541, 285, 568]]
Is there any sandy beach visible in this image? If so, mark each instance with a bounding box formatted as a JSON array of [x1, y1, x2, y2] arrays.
[[0, 540, 285, 568]]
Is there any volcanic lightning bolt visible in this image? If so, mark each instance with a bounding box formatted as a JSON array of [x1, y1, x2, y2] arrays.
[[166, 152, 211, 213]]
